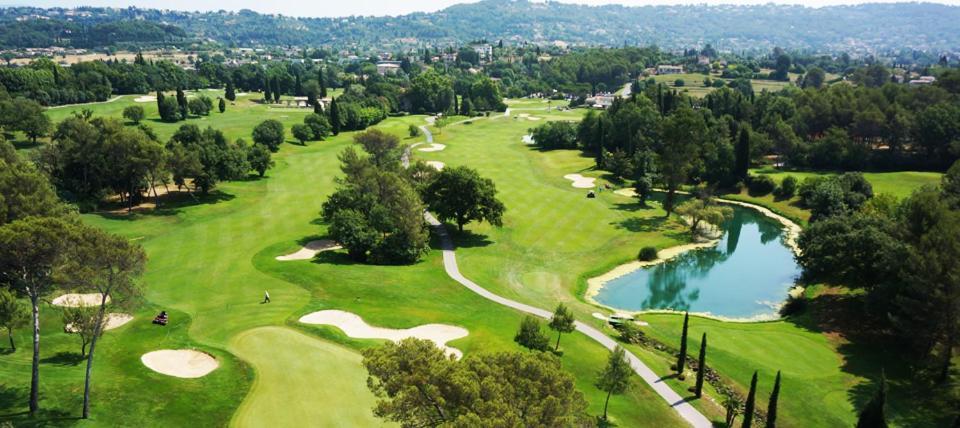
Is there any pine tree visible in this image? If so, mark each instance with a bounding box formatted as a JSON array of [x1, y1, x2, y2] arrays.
[[676, 312, 689, 375], [695, 333, 707, 397], [548, 303, 576, 352], [453, 93, 459, 116], [735, 127, 751, 179], [856, 371, 888, 428], [742, 371, 759, 428], [596, 346, 632, 421], [329, 98, 340, 135], [766, 370, 781, 428]]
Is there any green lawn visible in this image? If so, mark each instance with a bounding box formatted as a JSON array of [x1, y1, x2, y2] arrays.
[[726, 167, 944, 224], [1, 109, 687, 426], [649, 73, 794, 98]]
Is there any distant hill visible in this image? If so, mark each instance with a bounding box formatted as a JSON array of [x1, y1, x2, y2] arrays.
[[0, 1, 958, 52]]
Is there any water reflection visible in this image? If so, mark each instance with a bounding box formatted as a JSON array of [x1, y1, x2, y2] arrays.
[[596, 204, 801, 319]]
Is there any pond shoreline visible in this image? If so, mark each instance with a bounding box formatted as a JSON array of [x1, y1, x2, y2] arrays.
[[584, 193, 804, 322]]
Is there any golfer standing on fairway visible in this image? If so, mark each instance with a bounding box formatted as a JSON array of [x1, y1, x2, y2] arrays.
[[263, 290, 270, 303]]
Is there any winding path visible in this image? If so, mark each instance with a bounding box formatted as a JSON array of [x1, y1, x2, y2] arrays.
[[416, 122, 711, 427]]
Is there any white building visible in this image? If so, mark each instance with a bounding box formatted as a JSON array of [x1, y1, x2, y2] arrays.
[[376, 61, 402, 75], [656, 65, 684, 75], [472, 44, 493, 61]]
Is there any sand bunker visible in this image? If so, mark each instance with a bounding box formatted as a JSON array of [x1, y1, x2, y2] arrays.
[[141, 350, 219, 378], [522, 135, 535, 145], [133, 95, 156, 103], [65, 313, 133, 333], [418, 143, 446, 152], [276, 240, 342, 261], [563, 174, 596, 189], [299, 310, 468, 358], [426, 161, 445, 171], [52, 293, 110, 307], [235, 92, 248, 96]]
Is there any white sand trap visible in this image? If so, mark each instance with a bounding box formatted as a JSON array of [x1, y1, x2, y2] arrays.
[[426, 161, 445, 171], [614, 188, 637, 197], [235, 92, 248, 96], [52, 293, 109, 307], [418, 143, 446, 152], [65, 313, 133, 333], [522, 135, 535, 145], [563, 174, 596, 189], [527, 116, 542, 121], [299, 310, 468, 358], [276, 240, 342, 261], [141, 350, 218, 378], [133, 95, 156, 103]]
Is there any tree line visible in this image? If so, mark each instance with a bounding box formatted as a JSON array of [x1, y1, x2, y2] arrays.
[[0, 136, 147, 419]]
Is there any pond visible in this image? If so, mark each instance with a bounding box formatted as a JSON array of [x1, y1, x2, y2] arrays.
[[594, 204, 801, 320]]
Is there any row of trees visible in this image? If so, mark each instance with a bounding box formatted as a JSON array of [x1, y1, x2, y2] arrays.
[[0, 137, 147, 418], [37, 114, 274, 211]]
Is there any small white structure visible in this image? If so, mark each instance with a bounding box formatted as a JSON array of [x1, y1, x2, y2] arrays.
[[472, 44, 493, 61], [656, 65, 684, 75], [376, 61, 402, 75], [909, 76, 937, 86]]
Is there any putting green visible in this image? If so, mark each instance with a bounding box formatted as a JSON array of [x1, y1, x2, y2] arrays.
[[230, 327, 385, 427]]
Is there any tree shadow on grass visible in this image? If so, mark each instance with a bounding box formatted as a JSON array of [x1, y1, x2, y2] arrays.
[[613, 216, 672, 234], [786, 291, 960, 427], [39, 351, 85, 366], [448, 229, 493, 249], [94, 190, 235, 221], [311, 250, 363, 266]]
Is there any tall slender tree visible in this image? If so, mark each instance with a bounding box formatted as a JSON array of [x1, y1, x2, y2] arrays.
[[155, 89, 164, 116], [0, 289, 29, 351], [856, 371, 888, 428], [0, 217, 74, 415], [330, 98, 341, 135], [596, 346, 632, 421], [318, 67, 327, 98], [225, 80, 236, 101], [694, 333, 707, 397], [766, 370, 781, 428], [548, 303, 576, 352], [65, 226, 146, 419], [263, 79, 272, 103], [676, 312, 689, 374], [735, 127, 751, 179], [742, 371, 759, 428]]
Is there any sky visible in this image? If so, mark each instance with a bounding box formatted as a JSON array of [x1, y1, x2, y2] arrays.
[[12, 0, 960, 17]]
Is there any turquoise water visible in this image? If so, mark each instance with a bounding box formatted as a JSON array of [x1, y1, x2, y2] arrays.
[[595, 205, 800, 319]]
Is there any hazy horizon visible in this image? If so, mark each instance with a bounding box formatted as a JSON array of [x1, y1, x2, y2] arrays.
[[7, 0, 960, 18]]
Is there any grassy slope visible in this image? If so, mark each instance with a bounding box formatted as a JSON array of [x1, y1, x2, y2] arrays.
[[723, 167, 944, 225], [1, 102, 686, 426]]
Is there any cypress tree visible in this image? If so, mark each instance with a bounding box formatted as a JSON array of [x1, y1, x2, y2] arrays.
[[318, 68, 327, 98], [695, 333, 707, 397], [218, 98, 226, 113], [272, 77, 281, 103], [329, 98, 340, 135], [295, 73, 303, 96], [676, 312, 689, 374], [156, 89, 164, 114], [766, 371, 781, 428], [263, 79, 272, 103], [454, 93, 459, 115], [735, 127, 750, 179], [743, 371, 759, 428], [225, 80, 236, 101], [176, 87, 187, 120], [856, 371, 888, 428]]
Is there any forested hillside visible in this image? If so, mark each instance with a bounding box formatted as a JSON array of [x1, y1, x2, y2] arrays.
[[0, 1, 958, 52]]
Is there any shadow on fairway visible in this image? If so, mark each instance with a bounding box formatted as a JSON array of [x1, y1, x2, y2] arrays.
[[40, 351, 86, 366], [448, 229, 493, 248], [95, 190, 235, 220], [786, 291, 960, 427]]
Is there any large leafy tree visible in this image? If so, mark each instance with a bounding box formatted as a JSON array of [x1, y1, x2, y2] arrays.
[[422, 166, 505, 232], [362, 338, 588, 427], [0, 217, 76, 415], [658, 107, 705, 214], [674, 198, 733, 238], [252, 119, 286, 152]]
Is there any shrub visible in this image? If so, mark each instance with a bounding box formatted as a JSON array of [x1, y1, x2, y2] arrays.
[[638, 246, 658, 261], [674, 79, 685, 87], [122, 105, 144, 124], [408, 124, 421, 137], [747, 175, 776, 196], [776, 175, 798, 198], [779, 294, 807, 317]]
